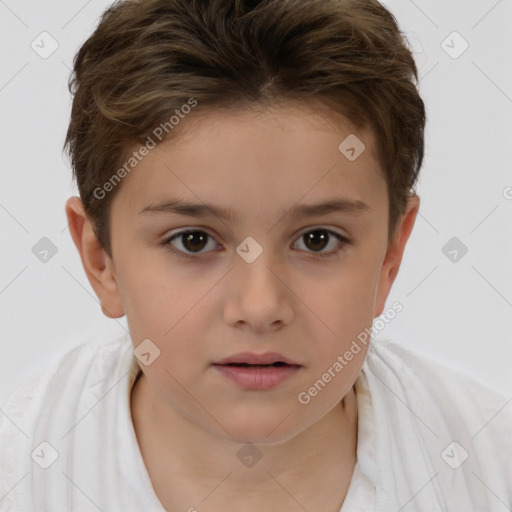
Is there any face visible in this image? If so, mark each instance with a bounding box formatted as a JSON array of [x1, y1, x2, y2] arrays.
[[73, 102, 418, 444]]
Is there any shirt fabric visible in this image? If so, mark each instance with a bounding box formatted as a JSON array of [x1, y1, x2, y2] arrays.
[[0, 332, 510, 511]]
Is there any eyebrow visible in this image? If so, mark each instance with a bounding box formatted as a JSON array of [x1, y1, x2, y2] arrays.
[[139, 197, 370, 221]]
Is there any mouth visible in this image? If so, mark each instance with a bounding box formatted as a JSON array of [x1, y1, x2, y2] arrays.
[[212, 361, 301, 390], [218, 362, 292, 368], [213, 351, 301, 366]]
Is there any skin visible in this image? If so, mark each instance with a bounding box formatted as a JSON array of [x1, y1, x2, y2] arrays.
[[66, 101, 419, 512]]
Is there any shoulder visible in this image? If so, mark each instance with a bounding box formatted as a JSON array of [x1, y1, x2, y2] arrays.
[[365, 336, 510, 409], [0, 331, 133, 416], [364, 336, 511, 436], [358, 336, 512, 509], [0, 331, 138, 509]]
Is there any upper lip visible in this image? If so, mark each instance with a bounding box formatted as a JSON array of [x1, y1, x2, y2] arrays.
[[213, 352, 301, 366]]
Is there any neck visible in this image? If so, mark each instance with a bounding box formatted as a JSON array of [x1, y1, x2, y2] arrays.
[[131, 371, 358, 511]]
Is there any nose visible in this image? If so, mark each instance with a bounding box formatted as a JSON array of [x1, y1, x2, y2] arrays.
[[223, 248, 294, 333]]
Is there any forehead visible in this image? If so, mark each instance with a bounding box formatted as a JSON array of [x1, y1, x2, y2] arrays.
[[111, 102, 386, 221], [163, 100, 380, 163]]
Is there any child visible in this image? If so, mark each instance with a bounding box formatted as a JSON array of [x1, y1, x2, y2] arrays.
[[1, 0, 510, 510]]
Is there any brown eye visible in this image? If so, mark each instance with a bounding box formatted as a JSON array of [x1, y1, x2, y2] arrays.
[[303, 230, 329, 252], [162, 227, 349, 260], [293, 228, 348, 257], [165, 229, 218, 255], [181, 231, 208, 252]]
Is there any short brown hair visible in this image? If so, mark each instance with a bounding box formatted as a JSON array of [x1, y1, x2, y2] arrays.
[[63, 0, 426, 258]]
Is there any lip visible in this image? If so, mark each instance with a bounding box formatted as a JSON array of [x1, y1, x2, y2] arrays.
[[212, 363, 301, 390], [213, 352, 300, 366]]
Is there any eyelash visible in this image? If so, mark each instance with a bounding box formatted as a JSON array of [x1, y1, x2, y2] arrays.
[[160, 227, 351, 260]]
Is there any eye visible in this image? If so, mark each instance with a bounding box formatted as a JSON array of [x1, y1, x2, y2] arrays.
[[292, 228, 349, 258], [162, 229, 219, 257], [162, 226, 350, 259]]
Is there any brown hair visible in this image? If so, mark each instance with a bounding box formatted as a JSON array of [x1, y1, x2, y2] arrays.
[[63, 0, 426, 258]]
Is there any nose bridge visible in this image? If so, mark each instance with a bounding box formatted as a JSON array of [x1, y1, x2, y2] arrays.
[[235, 234, 280, 292], [226, 235, 293, 330]]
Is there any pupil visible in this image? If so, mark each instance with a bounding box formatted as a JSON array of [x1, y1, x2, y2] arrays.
[[183, 232, 207, 252], [305, 230, 328, 252]]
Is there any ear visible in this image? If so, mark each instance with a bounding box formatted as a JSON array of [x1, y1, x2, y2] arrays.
[[65, 196, 125, 319], [373, 194, 420, 318]]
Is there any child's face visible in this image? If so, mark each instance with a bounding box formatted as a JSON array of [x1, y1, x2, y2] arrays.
[[81, 103, 417, 443]]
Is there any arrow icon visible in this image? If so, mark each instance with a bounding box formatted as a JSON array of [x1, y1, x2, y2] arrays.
[[442, 237, 468, 263], [338, 134, 365, 161], [134, 339, 161, 365], [31, 441, 59, 468], [236, 236, 263, 263]]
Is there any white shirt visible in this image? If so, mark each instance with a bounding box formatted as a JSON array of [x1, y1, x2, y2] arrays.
[[0, 332, 509, 511]]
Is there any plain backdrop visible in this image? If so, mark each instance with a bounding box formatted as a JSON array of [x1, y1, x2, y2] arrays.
[[1, 0, 511, 406]]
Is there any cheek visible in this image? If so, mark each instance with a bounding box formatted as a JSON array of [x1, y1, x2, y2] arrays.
[[298, 260, 380, 339], [117, 258, 215, 362], [114, 254, 184, 336]]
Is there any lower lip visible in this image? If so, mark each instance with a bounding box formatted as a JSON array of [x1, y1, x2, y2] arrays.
[[212, 364, 301, 390]]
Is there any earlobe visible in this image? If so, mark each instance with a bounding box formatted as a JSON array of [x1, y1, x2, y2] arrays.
[[373, 194, 420, 318], [65, 196, 125, 319]]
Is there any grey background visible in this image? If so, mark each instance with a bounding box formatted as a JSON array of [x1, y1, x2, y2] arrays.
[[1, 0, 511, 405]]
